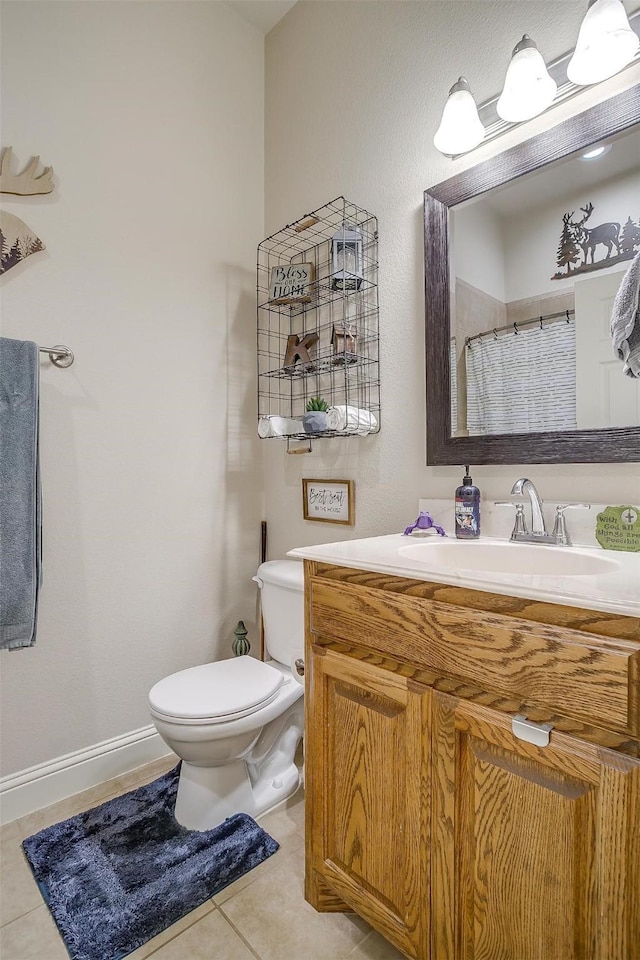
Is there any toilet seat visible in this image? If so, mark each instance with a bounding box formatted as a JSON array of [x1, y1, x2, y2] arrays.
[[149, 657, 284, 724]]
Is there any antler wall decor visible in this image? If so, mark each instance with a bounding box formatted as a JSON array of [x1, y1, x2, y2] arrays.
[[0, 147, 54, 196], [0, 147, 53, 274]]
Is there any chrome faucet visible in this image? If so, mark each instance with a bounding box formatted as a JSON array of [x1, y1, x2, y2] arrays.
[[495, 478, 589, 546], [510, 478, 547, 536]]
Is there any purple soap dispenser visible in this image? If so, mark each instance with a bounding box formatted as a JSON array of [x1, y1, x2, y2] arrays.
[[455, 465, 481, 539]]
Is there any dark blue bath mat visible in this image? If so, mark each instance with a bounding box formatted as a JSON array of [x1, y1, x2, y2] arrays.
[[22, 764, 279, 960]]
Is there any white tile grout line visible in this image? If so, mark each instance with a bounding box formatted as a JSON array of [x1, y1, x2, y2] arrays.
[[136, 901, 219, 960], [216, 905, 268, 960], [0, 902, 44, 931]]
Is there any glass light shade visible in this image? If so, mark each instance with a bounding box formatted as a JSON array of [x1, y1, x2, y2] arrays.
[[567, 0, 639, 85], [496, 37, 557, 122], [433, 78, 485, 155]]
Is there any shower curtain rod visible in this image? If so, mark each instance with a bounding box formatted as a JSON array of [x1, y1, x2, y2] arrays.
[[39, 344, 74, 368], [465, 308, 574, 348]]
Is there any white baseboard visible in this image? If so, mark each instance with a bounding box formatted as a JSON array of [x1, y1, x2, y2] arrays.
[[0, 725, 172, 825]]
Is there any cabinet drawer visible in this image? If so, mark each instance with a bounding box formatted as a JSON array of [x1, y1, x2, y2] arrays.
[[309, 576, 640, 737]]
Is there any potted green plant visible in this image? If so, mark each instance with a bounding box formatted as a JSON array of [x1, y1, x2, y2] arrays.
[[303, 396, 329, 434]]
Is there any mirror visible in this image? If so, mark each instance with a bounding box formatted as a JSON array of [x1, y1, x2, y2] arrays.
[[424, 86, 640, 464]]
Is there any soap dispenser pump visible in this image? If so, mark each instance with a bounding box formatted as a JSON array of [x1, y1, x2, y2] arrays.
[[455, 465, 481, 539]]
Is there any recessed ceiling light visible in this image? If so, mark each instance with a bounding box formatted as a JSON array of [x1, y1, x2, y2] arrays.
[[581, 143, 611, 159]]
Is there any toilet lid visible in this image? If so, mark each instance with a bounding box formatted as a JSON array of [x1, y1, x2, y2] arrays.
[[148, 657, 284, 721]]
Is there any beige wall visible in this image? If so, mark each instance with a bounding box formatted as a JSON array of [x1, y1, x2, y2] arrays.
[[0, 1, 264, 776], [1, 0, 639, 781], [264, 1, 640, 561]]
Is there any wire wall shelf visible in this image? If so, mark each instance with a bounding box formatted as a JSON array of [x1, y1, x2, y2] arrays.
[[257, 196, 380, 441]]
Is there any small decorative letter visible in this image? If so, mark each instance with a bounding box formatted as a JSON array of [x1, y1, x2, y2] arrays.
[[283, 332, 319, 371]]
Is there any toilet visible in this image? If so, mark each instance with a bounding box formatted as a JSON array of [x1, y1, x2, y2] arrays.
[[148, 560, 305, 831]]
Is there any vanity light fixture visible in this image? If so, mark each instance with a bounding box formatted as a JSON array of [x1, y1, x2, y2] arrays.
[[434, 2, 639, 157], [567, 0, 639, 85], [496, 35, 557, 122], [433, 77, 485, 156]]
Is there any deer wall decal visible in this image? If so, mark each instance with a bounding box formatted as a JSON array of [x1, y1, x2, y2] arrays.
[[573, 202, 620, 264]]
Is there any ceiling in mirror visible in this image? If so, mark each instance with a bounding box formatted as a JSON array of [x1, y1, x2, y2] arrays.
[[424, 85, 640, 465], [475, 128, 640, 216]]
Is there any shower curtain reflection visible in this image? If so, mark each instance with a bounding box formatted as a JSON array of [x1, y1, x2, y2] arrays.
[[465, 319, 577, 435]]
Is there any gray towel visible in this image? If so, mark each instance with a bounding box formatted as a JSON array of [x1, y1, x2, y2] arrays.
[[611, 250, 640, 378], [0, 337, 42, 649]]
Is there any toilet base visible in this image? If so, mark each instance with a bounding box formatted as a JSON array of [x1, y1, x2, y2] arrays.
[[173, 699, 304, 831], [174, 757, 301, 831]]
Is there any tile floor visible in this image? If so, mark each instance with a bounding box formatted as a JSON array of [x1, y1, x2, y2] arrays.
[[0, 757, 405, 960]]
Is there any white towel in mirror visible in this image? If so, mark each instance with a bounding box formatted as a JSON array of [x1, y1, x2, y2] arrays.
[[611, 250, 640, 379]]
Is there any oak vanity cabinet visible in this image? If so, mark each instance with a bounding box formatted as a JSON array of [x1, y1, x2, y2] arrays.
[[306, 648, 432, 957], [303, 561, 640, 960]]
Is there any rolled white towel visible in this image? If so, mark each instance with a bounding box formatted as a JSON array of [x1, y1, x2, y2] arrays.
[[326, 405, 377, 435], [611, 250, 640, 379], [325, 407, 343, 431], [257, 416, 303, 438]]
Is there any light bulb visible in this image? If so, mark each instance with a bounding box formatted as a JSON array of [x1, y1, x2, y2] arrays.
[[433, 77, 485, 155], [496, 36, 557, 122], [567, 0, 639, 85]]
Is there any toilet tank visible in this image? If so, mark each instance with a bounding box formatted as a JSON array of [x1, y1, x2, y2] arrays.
[[254, 560, 304, 666]]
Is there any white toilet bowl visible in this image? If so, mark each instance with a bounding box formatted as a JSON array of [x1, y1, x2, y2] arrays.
[[148, 560, 305, 831]]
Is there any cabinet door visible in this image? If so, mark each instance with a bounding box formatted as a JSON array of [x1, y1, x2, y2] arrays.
[[432, 692, 640, 960], [306, 648, 431, 959]]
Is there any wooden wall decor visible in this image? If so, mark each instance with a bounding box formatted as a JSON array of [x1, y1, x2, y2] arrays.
[[269, 262, 314, 303], [0, 147, 53, 275], [0, 147, 54, 196], [0, 210, 45, 274], [552, 201, 640, 279], [282, 332, 319, 373], [331, 322, 357, 365], [302, 479, 355, 524]]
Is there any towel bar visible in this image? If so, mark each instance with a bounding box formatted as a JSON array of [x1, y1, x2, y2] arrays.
[[39, 344, 74, 368]]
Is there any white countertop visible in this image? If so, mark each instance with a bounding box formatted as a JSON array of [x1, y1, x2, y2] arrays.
[[288, 533, 640, 618]]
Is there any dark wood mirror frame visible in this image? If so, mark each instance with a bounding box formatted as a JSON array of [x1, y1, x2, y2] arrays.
[[424, 85, 640, 465]]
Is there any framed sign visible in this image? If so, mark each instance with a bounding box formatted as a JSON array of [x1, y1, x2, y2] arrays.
[[302, 479, 355, 525], [269, 263, 314, 304]]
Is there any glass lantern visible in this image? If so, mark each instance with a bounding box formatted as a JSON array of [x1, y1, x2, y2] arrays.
[[331, 223, 363, 291]]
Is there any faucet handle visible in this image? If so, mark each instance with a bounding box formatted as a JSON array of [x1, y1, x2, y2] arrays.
[[494, 501, 528, 537], [552, 503, 590, 547]]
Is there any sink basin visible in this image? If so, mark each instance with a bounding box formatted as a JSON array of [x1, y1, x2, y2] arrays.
[[397, 539, 621, 578]]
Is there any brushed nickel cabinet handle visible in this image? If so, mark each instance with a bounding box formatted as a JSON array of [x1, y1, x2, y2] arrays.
[[511, 714, 554, 747]]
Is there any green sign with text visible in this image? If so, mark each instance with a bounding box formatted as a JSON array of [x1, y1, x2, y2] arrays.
[[595, 505, 640, 553]]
